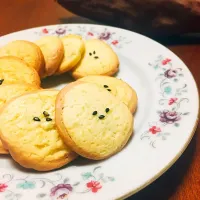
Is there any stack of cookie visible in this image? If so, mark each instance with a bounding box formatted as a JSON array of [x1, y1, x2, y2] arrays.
[[0, 34, 137, 171]]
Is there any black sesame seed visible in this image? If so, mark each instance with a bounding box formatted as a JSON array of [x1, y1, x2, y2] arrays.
[[43, 111, 49, 117], [92, 111, 98, 115], [33, 117, 40, 121], [94, 56, 99, 59], [89, 53, 92, 56], [107, 89, 111, 92], [104, 85, 108, 88], [99, 115, 105, 119], [93, 51, 96, 54], [0, 79, 4, 85], [46, 118, 52, 121], [105, 108, 110, 113]]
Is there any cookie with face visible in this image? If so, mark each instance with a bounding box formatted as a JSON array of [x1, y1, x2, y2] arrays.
[[35, 36, 64, 77], [0, 90, 77, 171], [0, 40, 45, 77], [79, 75, 138, 113], [0, 56, 41, 87], [71, 39, 119, 79], [55, 34, 85, 75], [0, 83, 40, 154], [56, 82, 133, 160]]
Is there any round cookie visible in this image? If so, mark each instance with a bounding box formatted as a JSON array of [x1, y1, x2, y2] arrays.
[[56, 82, 133, 160], [55, 34, 85, 75], [0, 90, 77, 171], [0, 40, 45, 76], [0, 56, 40, 86], [71, 39, 119, 79], [0, 83, 40, 154], [35, 36, 64, 77], [79, 75, 138, 113]]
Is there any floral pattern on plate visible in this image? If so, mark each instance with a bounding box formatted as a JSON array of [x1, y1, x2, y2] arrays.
[[0, 166, 114, 200], [141, 55, 189, 148], [34, 25, 132, 49]]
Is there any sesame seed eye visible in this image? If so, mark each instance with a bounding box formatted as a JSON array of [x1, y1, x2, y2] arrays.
[[105, 108, 110, 113], [33, 117, 40, 121], [92, 111, 98, 115], [99, 115, 105, 119], [0, 79, 4, 85], [43, 111, 50, 117]]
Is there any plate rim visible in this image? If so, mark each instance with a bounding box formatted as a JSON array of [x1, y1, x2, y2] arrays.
[[0, 23, 199, 199]]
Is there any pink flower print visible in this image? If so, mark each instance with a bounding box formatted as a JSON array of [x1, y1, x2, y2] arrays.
[[42, 28, 48, 34], [0, 183, 8, 192], [87, 32, 94, 36], [111, 40, 118, 45], [169, 98, 178, 105], [86, 181, 102, 193], [149, 126, 161, 134], [162, 58, 171, 65]]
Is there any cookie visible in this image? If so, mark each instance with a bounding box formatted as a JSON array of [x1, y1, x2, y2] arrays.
[[0, 56, 40, 86], [79, 75, 138, 113], [55, 34, 85, 75], [0, 40, 45, 76], [56, 82, 133, 160], [71, 39, 119, 79], [0, 83, 40, 154], [0, 141, 8, 154], [0, 90, 77, 171], [35, 36, 64, 77]]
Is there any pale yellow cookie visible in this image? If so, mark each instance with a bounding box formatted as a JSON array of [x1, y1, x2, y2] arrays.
[[0, 83, 40, 154], [0, 40, 45, 76], [56, 82, 133, 160], [71, 39, 119, 79], [79, 76, 138, 113], [35, 36, 64, 77], [0, 90, 77, 171], [55, 34, 85, 75], [0, 56, 40, 86]]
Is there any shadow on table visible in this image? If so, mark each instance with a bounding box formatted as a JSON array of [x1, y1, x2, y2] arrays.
[[59, 16, 200, 46]]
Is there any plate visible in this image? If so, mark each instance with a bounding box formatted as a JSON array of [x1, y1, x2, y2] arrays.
[[0, 24, 199, 200]]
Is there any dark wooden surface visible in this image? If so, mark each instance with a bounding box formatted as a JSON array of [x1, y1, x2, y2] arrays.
[[0, 1, 199, 199]]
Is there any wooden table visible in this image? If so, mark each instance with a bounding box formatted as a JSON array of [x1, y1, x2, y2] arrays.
[[0, 1, 199, 199]]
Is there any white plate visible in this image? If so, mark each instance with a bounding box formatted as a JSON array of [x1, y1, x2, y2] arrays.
[[0, 24, 199, 200]]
